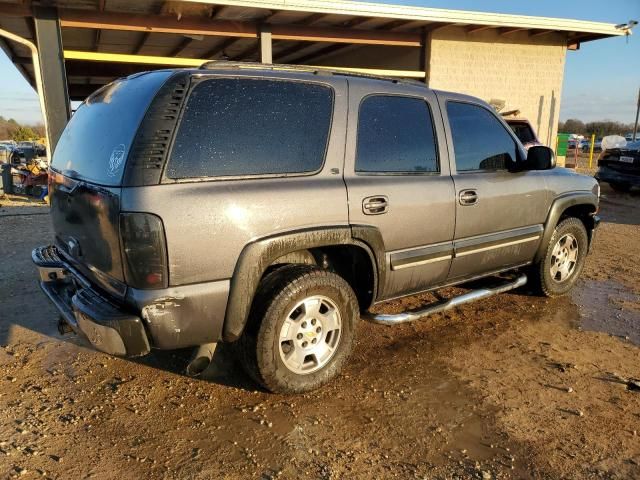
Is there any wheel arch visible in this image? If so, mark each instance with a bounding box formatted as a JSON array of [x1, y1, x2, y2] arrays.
[[222, 226, 384, 342], [535, 192, 598, 263]]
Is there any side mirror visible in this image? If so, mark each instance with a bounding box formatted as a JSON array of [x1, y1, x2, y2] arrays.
[[525, 145, 555, 170]]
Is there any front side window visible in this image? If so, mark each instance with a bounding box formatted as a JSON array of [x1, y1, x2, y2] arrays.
[[447, 102, 518, 172], [166, 78, 333, 179], [355, 95, 439, 174]]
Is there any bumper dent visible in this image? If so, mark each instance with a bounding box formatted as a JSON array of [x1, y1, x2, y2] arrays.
[[33, 245, 150, 357]]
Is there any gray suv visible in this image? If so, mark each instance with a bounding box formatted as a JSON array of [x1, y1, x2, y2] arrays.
[[34, 63, 600, 393]]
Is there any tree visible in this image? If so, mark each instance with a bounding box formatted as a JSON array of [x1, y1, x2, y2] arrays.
[[11, 126, 37, 142], [559, 118, 585, 134]]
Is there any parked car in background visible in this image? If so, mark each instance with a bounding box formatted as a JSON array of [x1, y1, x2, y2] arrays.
[[596, 140, 640, 192], [0, 144, 23, 164], [33, 65, 600, 394], [582, 138, 602, 153], [505, 118, 542, 150], [17, 141, 46, 157]]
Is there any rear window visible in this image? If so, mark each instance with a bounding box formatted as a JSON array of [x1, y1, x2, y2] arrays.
[[356, 95, 439, 173], [52, 71, 171, 185], [508, 122, 536, 144], [166, 78, 333, 179]]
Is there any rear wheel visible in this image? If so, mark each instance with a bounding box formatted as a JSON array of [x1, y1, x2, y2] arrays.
[[609, 182, 632, 192], [530, 217, 588, 297], [237, 265, 358, 393]]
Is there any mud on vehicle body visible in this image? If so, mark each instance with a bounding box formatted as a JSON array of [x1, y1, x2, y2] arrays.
[[34, 63, 600, 393]]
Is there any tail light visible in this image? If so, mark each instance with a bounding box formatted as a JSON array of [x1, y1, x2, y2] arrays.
[[120, 213, 168, 289]]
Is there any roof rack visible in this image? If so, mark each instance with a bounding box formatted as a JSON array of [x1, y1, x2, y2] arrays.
[[199, 60, 427, 87]]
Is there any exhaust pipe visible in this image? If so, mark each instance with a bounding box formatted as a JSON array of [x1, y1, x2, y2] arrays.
[[363, 274, 527, 325], [185, 343, 217, 377]]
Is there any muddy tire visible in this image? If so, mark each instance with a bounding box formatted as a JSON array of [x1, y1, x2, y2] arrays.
[[609, 182, 632, 193], [530, 217, 589, 297], [236, 264, 358, 394]]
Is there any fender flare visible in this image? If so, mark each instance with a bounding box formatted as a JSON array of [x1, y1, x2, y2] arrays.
[[534, 191, 598, 263], [222, 226, 384, 341]]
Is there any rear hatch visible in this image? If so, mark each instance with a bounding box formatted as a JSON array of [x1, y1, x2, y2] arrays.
[[49, 71, 171, 299], [598, 142, 640, 176]]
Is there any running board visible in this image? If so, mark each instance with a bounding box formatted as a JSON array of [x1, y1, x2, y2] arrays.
[[363, 274, 527, 325]]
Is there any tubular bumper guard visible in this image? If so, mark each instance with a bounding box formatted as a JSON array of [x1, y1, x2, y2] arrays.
[[32, 245, 150, 357]]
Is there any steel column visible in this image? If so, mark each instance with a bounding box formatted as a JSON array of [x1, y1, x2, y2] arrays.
[[34, 7, 71, 153], [260, 24, 272, 63], [420, 29, 432, 86]]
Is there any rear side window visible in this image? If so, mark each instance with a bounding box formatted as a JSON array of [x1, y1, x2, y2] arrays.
[[508, 122, 536, 144], [52, 71, 171, 185], [447, 102, 518, 171], [166, 78, 333, 179], [356, 95, 439, 173]]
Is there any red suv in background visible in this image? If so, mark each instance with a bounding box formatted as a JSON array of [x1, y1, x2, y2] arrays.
[[505, 118, 542, 150]]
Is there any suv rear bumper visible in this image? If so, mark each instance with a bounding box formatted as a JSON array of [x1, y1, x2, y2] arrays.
[[33, 245, 150, 357], [596, 166, 640, 186], [33, 245, 230, 356]]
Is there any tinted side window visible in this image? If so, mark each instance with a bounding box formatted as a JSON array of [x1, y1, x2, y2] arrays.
[[356, 96, 439, 173], [167, 78, 333, 179], [447, 102, 517, 171]]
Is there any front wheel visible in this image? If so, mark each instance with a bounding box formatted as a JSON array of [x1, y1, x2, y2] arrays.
[[236, 265, 358, 394], [530, 217, 589, 297]]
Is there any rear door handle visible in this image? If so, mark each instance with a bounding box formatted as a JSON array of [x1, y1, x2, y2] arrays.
[[362, 195, 389, 215], [459, 189, 478, 206]]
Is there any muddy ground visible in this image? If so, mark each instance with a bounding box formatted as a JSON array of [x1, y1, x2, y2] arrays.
[[0, 183, 638, 480]]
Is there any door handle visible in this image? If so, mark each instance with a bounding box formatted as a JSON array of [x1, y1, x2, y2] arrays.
[[362, 195, 389, 215], [459, 189, 478, 206]]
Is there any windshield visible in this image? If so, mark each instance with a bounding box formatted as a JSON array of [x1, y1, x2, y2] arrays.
[[51, 70, 171, 186]]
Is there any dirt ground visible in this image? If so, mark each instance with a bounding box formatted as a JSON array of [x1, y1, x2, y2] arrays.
[[0, 181, 639, 480]]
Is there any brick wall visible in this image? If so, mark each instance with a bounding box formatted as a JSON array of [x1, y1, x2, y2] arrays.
[[429, 27, 567, 146], [315, 27, 568, 147]]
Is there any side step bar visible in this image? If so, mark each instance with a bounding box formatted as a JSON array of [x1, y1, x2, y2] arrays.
[[363, 274, 527, 325]]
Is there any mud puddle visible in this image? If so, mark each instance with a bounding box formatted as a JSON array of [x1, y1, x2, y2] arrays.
[[572, 279, 640, 344]]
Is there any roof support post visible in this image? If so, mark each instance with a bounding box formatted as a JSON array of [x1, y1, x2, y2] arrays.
[[260, 24, 272, 63], [420, 28, 432, 86], [34, 6, 70, 153]]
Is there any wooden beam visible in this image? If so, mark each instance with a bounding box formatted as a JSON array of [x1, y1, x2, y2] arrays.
[[58, 9, 421, 46], [500, 27, 528, 36], [274, 41, 308, 61], [298, 12, 329, 26], [529, 29, 554, 37], [290, 43, 352, 64], [203, 37, 240, 59], [272, 13, 336, 62], [341, 17, 371, 28], [286, 17, 423, 64], [230, 40, 259, 61], [92, 0, 106, 52], [270, 24, 420, 46], [466, 25, 495, 34], [168, 37, 194, 57], [132, 2, 169, 56], [377, 19, 411, 30], [59, 10, 258, 38]]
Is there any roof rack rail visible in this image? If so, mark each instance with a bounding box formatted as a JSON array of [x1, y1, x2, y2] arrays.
[[199, 60, 427, 87], [199, 60, 331, 74]]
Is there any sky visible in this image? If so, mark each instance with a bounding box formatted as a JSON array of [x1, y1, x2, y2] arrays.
[[0, 0, 638, 125]]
